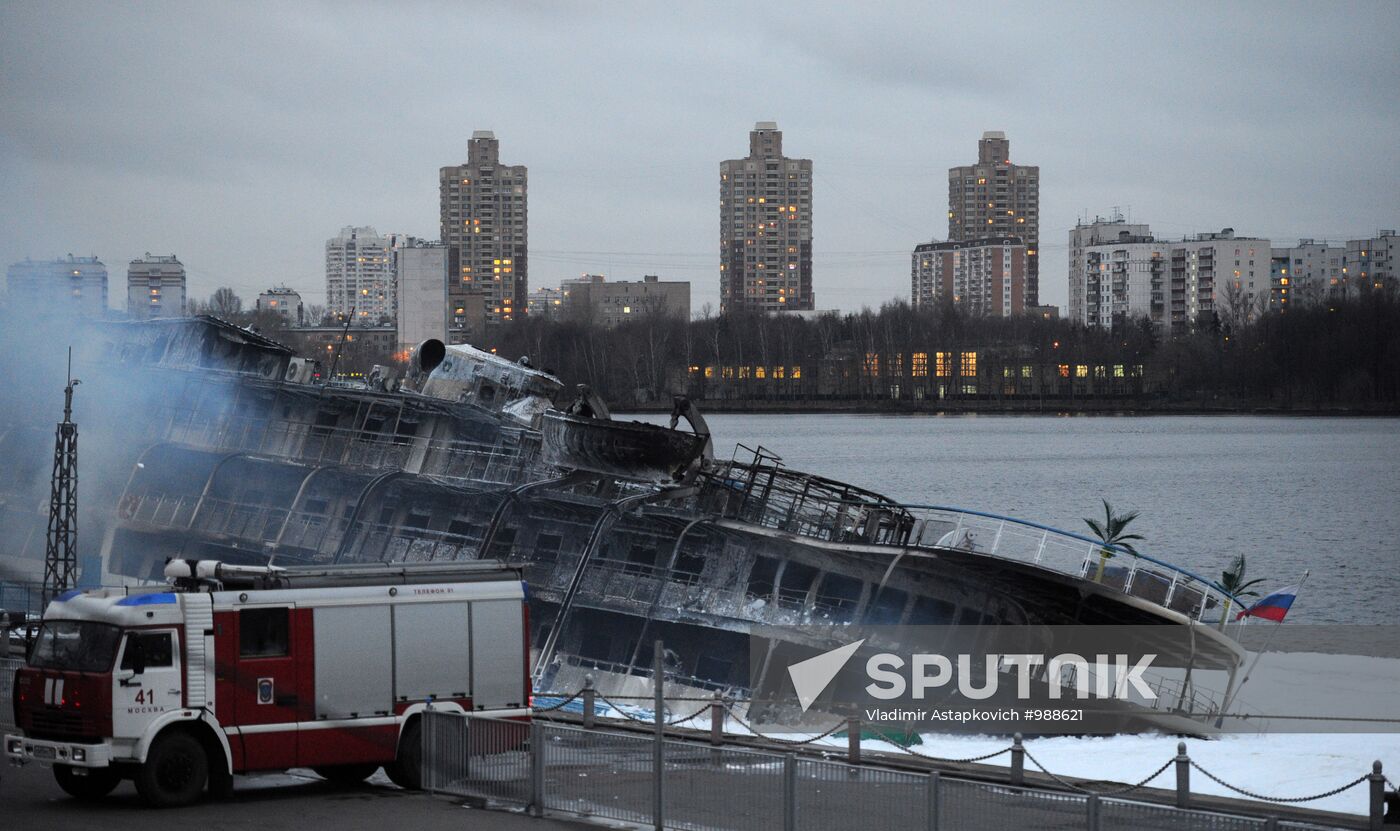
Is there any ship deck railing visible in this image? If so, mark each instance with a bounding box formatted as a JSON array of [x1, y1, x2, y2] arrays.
[[897, 505, 1248, 630], [1058, 661, 1228, 718], [146, 406, 553, 484], [116, 491, 490, 566], [696, 466, 1247, 631]]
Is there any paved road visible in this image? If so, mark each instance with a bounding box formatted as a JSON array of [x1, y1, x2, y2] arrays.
[[0, 761, 597, 831]]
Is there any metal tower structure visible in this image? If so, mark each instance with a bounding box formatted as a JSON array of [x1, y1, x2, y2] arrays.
[[42, 350, 81, 604]]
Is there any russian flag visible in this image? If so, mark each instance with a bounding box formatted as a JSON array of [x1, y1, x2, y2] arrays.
[[1235, 586, 1299, 622]]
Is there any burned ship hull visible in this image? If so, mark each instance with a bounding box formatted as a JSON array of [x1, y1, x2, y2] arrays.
[[0, 317, 1250, 732]]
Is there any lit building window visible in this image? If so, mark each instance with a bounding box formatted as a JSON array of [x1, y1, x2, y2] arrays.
[[960, 352, 977, 376], [935, 352, 952, 378], [911, 352, 928, 377]]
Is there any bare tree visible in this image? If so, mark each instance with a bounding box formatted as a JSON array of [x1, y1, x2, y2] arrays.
[[207, 287, 244, 319]]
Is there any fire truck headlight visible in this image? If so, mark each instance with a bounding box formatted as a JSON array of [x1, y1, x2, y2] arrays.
[[72, 747, 86, 762]]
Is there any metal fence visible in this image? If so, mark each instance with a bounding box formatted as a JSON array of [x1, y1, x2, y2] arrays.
[[420, 711, 1360, 831], [1, 582, 45, 620]]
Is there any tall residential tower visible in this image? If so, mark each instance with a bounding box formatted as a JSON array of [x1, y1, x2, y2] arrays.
[[325, 226, 393, 322], [440, 131, 527, 333], [948, 132, 1040, 306], [720, 122, 813, 313]]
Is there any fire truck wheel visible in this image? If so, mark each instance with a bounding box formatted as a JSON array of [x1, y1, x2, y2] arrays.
[[385, 718, 423, 790], [135, 731, 209, 807], [53, 765, 122, 800], [313, 764, 379, 785]]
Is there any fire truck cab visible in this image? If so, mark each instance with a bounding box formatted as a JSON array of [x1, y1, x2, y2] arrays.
[[5, 559, 530, 806]]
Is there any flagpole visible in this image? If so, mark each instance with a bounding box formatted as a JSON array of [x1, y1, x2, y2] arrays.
[[1217, 569, 1309, 722]]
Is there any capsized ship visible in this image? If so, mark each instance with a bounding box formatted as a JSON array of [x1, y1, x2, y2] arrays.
[[0, 317, 1252, 733]]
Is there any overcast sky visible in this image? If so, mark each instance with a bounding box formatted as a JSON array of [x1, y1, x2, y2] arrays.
[[2, 1, 1397, 314]]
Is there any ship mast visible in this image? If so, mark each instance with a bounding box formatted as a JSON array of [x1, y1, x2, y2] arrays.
[[42, 348, 81, 604]]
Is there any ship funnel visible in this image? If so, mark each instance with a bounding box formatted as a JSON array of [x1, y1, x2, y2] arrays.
[[408, 339, 447, 380]]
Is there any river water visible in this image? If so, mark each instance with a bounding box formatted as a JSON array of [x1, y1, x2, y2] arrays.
[[640, 413, 1399, 624]]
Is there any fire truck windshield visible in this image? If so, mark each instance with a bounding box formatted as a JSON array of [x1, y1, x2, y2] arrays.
[[28, 620, 122, 672]]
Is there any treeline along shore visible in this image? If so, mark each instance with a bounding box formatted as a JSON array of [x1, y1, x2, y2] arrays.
[[483, 291, 1400, 414]]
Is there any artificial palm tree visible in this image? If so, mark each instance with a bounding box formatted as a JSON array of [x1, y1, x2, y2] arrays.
[[1218, 554, 1266, 622], [1083, 500, 1145, 583]]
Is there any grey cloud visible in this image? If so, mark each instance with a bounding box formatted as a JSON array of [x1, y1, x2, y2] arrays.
[[1, 0, 1397, 314]]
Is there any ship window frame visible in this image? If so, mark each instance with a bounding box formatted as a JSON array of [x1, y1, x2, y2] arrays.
[[777, 562, 819, 608], [746, 555, 780, 600], [812, 572, 863, 614]]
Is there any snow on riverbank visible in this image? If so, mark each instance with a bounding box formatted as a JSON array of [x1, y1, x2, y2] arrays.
[[858, 732, 1397, 817]]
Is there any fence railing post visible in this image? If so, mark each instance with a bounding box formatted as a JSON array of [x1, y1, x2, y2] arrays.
[[710, 691, 723, 746], [926, 770, 940, 831], [1175, 741, 1190, 809], [582, 674, 596, 729], [1369, 760, 1384, 831], [783, 752, 797, 831], [1086, 793, 1100, 831], [1010, 733, 1024, 786], [653, 639, 664, 831], [847, 716, 861, 765], [530, 719, 544, 817]]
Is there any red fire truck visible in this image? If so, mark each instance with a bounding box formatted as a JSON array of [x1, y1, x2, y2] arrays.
[[5, 559, 530, 806]]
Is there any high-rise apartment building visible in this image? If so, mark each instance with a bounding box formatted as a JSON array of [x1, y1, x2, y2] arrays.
[[256, 286, 304, 326], [1068, 215, 1151, 325], [720, 122, 813, 313], [325, 226, 393, 322], [126, 253, 186, 320], [1076, 235, 1168, 330], [440, 130, 528, 333], [1167, 229, 1271, 332], [1070, 224, 1270, 334], [911, 237, 1027, 316], [1345, 230, 1398, 295], [5, 255, 108, 318], [1269, 240, 1346, 309], [948, 132, 1040, 306]]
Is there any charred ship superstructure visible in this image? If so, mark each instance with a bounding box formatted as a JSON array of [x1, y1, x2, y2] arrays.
[[0, 317, 1250, 732]]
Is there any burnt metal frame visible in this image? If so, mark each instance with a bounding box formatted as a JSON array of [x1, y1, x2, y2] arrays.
[[42, 370, 81, 604], [533, 485, 698, 685]]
